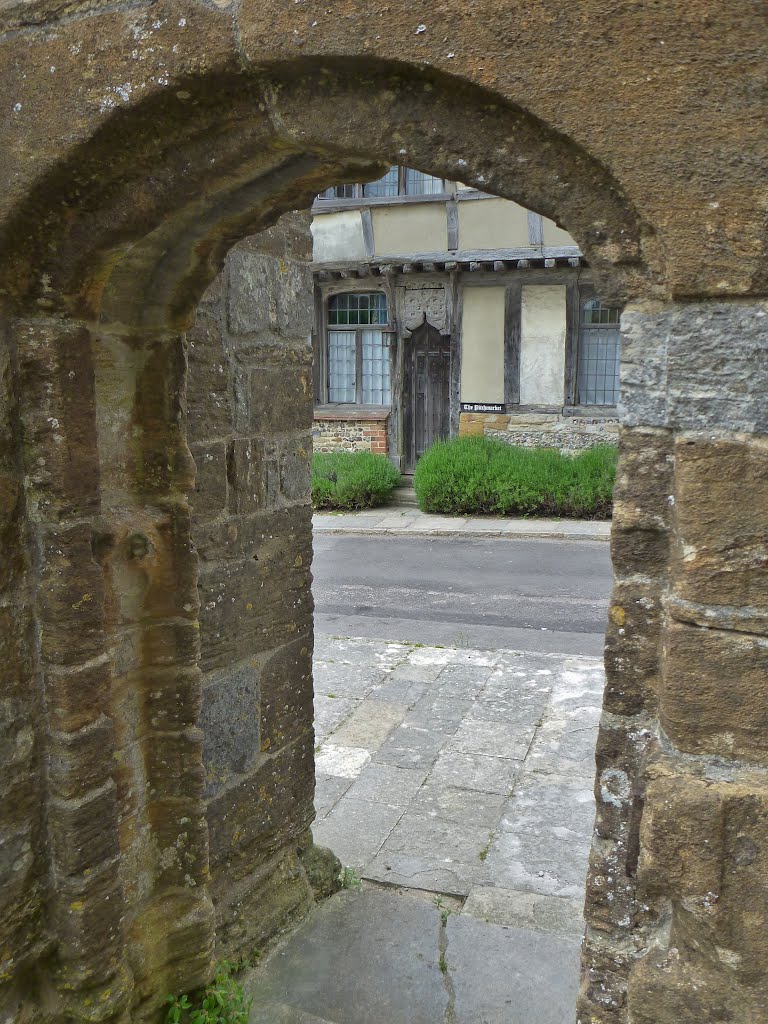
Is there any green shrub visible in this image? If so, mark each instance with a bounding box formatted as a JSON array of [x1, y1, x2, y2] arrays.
[[312, 451, 401, 510], [413, 436, 617, 518], [165, 961, 251, 1024]]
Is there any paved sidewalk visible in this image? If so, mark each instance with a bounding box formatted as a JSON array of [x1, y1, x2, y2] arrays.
[[248, 636, 603, 1024], [313, 508, 610, 541]]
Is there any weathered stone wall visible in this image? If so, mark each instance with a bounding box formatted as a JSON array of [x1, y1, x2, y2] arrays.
[[0, 5, 765, 1024], [581, 300, 768, 1023], [185, 220, 336, 965]]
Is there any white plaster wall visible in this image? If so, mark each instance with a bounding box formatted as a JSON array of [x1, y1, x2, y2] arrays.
[[520, 285, 567, 405], [460, 286, 505, 403], [372, 205, 447, 255], [458, 198, 529, 249], [311, 211, 368, 262], [542, 217, 578, 248]]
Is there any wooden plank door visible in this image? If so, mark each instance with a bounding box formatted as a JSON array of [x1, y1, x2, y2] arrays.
[[405, 319, 451, 472]]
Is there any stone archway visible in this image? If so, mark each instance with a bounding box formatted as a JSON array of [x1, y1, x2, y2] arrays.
[[0, 7, 766, 1024]]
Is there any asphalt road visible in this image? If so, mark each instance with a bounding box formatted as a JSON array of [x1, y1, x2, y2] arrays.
[[311, 534, 613, 657]]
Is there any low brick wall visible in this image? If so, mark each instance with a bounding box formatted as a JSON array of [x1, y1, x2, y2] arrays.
[[313, 406, 390, 456], [460, 410, 619, 450]]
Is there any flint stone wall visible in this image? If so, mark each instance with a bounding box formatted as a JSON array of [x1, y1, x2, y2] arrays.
[[461, 411, 620, 451]]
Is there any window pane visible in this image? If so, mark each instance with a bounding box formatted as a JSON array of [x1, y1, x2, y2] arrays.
[[363, 167, 399, 197], [404, 168, 445, 195], [328, 331, 356, 403], [577, 327, 621, 405], [577, 298, 621, 405], [361, 330, 391, 405], [329, 292, 388, 326]]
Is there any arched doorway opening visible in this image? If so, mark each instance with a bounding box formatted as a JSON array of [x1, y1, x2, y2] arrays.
[[1, 45, 764, 1024]]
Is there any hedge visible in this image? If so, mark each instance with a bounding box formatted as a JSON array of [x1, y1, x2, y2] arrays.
[[312, 451, 401, 510], [413, 436, 617, 518]]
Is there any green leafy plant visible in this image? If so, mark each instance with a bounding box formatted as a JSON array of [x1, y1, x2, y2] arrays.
[[433, 895, 452, 926], [339, 865, 362, 889], [165, 961, 251, 1024], [312, 451, 401, 510], [413, 436, 617, 519]]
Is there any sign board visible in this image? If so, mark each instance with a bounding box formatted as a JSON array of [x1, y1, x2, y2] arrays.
[[460, 402, 507, 414]]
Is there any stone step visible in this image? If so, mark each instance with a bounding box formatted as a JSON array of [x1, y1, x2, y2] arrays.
[[390, 486, 418, 507]]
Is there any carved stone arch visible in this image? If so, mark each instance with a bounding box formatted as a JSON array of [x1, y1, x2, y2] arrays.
[[0, 60, 658, 330]]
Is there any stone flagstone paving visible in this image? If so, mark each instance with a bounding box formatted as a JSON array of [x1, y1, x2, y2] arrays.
[[312, 635, 602, 921], [248, 636, 603, 1023]]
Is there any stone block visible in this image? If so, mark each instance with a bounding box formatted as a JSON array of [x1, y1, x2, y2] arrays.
[[578, 935, 632, 1020], [249, 365, 313, 435], [591, 717, 649, 845], [671, 437, 768, 615], [142, 666, 203, 732], [38, 524, 106, 666], [611, 427, 674, 528], [145, 729, 206, 803], [148, 801, 209, 889], [0, 472, 24, 595], [602, 577, 663, 716], [227, 436, 266, 514], [584, 837, 635, 935], [479, 829, 591, 900], [462, 886, 585, 937], [227, 250, 312, 339], [198, 556, 311, 672], [48, 781, 119, 876], [0, 605, 36, 703], [47, 715, 115, 801], [626, 949, 761, 1024], [639, 767, 768, 978], [259, 637, 313, 753], [191, 441, 228, 520], [279, 438, 311, 503], [50, 859, 124, 970], [207, 738, 315, 879], [327, 698, 408, 753], [193, 505, 311, 566], [660, 620, 768, 762], [14, 319, 101, 520], [200, 659, 261, 794], [142, 618, 201, 668], [44, 659, 111, 733], [211, 847, 313, 965], [186, 313, 234, 443]]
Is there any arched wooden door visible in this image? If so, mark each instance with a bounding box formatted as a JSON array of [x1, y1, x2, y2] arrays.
[[404, 319, 451, 472]]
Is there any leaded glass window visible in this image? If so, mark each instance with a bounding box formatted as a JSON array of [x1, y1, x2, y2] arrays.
[[404, 168, 445, 195], [577, 298, 621, 406], [363, 167, 399, 198], [326, 293, 392, 405], [328, 292, 388, 327], [328, 331, 356, 403], [316, 166, 446, 201], [361, 330, 391, 404]]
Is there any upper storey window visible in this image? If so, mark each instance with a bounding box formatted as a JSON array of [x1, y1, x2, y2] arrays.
[[318, 166, 446, 201]]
